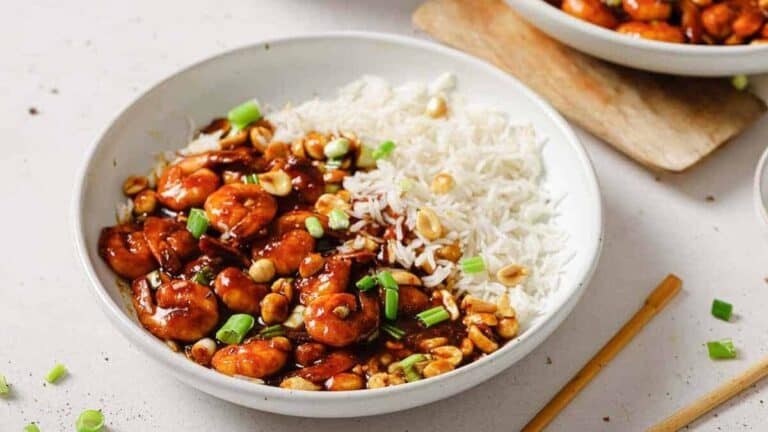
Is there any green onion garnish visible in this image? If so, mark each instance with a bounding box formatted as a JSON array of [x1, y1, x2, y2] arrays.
[[45, 363, 67, 384], [384, 289, 399, 320], [355, 275, 377, 292], [356, 145, 376, 168], [372, 140, 396, 160], [377, 271, 398, 291], [243, 173, 259, 184], [403, 365, 422, 383], [258, 324, 285, 339], [711, 299, 733, 321], [186, 208, 209, 239], [732, 74, 749, 91], [380, 322, 405, 340], [417, 306, 450, 328], [146, 270, 162, 289], [324, 184, 341, 193], [460, 256, 485, 274], [324, 138, 350, 159], [227, 100, 262, 130], [707, 339, 737, 360], [192, 267, 214, 286], [399, 353, 427, 370], [75, 409, 105, 432], [216, 314, 255, 345], [304, 216, 324, 239], [328, 209, 350, 230], [24, 424, 40, 432], [0, 374, 8, 396]]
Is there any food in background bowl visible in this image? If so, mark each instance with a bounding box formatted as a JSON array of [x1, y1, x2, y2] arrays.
[[96, 75, 565, 391], [546, 0, 768, 44]]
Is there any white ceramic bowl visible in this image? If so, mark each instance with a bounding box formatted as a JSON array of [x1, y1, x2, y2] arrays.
[[507, 0, 768, 77], [754, 146, 768, 229], [73, 32, 603, 417]]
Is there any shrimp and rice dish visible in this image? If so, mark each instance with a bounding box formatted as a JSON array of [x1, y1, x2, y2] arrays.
[[98, 75, 565, 391]]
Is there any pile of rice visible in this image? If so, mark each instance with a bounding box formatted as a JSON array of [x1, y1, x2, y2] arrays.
[[268, 74, 565, 330]]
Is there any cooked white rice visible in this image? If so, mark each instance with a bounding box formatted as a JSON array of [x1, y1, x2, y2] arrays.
[[267, 74, 566, 330]]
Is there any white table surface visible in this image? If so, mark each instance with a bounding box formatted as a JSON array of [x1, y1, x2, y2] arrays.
[[4, 0, 768, 430]]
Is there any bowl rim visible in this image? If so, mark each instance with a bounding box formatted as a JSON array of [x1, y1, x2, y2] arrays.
[[510, 0, 768, 55], [753, 145, 768, 226], [72, 30, 603, 404]]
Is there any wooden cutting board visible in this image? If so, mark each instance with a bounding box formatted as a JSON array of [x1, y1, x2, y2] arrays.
[[413, 0, 767, 172]]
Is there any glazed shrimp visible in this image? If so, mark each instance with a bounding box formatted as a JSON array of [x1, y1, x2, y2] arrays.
[[143, 216, 199, 274], [156, 149, 256, 211], [304, 292, 380, 348], [98, 223, 157, 279], [561, 0, 618, 29], [274, 210, 329, 236], [622, 0, 672, 21], [253, 230, 315, 275], [288, 351, 357, 383], [214, 267, 268, 314], [204, 183, 278, 240], [394, 286, 429, 316], [132, 278, 219, 342], [297, 256, 352, 305], [211, 337, 291, 379]]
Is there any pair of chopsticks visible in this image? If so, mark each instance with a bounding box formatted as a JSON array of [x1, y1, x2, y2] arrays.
[[523, 274, 768, 431]]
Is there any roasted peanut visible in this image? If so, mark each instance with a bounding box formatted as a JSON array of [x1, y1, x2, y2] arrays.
[[391, 270, 422, 286], [299, 253, 325, 278], [431, 345, 463, 366], [460, 337, 474, 357], [422, 359, 454, 378], [438, 290, 460, 320], [187, 337, 217, 366], [425, 96, 448, 118], [431, 173, 454, 194], [416, 207, 443, 240], [133, 190, 157, 215], [270, 277, 294, 302], [303, 132, 328, 160], [314, 193, 350, 216], [264, 141, 290, 161], [468, 325, 499, 354], [280, 376, 321, 390], [260, 293, 289, 324], [249, 258, 276, 283], [123, 175, 149, 196], [461, 296, 498, 314], [219, 129, 249, 149], [418, 337, 448, 352], [258, 170, 292, 196], [325, 373, 364, 391], [463, 312, 499, 327], [497, 264, 529, 287], [497, 317, 520, 340], [249, 126, 273, 152], [496, 293, 517, 319], [435, 243, 462, 262]]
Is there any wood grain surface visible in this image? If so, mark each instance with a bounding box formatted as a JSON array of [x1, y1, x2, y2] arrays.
[[413, 0, 766, 172]]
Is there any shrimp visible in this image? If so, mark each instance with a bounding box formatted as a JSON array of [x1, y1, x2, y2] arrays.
[[394, 286, 429, 316], [616, 21, 686, 42], [156, 149, 257, 211], [211, 337, 291, 379], [253, 230, 315, 275], [274, 210, 329, 236], [98, 223, 157, 279], [622, 0, 672, 21], [288, 351, 357, 383], [204, 183, 278, 240], [561, 0, 618, 29], [198, 235, 251, 267], [214, 267, 268, 314], [304, 292, 380, 348], [132, 278, 219, 342], [143, 216, 198, 274], [297, 255, 352, 305], [681, 0, 703, 43]]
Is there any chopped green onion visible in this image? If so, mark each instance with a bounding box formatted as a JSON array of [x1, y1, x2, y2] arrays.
[[355, 275, 377, 292], [75, 409, 105, 432], [243, 173, 259, 184], [186, 208, 209, 239], [380, 322, 405, 340], [372, 140, 396, 160], [356, 145, 376, 168], [377, 271, 398, 291], [216, 314, 255, 344], [258, 324, 285, 339], [192, 267, 214, 286], [460, 256, 486, 274], [385, 289, 399, 321], [304, 216, 324, 239], [0, 374, 8, 396], [324, 184, 341, 193], [711, 299, 733, 321], [707, 339, 737, 360], [24, 424, 40, 432], [732, 74, 749, 91], [417, 306, 450, 328], [399, 353, 427, 369], [45, 363, 67, 384], [324, 138, 350, 159], [403, 365, 422, 383], [146, 270, 162, 289], [227, 100, 261, 130], [325, 158, 343, 170], [328, 209, 350, 230]]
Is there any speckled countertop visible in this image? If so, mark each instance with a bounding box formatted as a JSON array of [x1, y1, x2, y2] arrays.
[[3, 0, 768, 430]]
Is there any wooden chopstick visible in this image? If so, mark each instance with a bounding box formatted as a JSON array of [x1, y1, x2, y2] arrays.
[[648, 354, 768, 431], [522, 274, 682, 432]]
